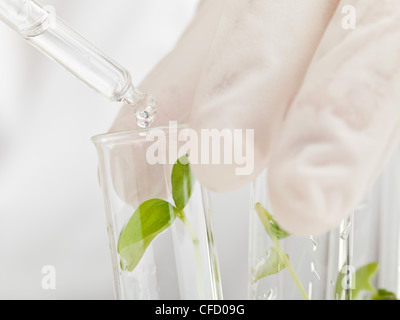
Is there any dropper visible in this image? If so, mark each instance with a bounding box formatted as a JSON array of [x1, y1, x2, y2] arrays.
[[0, 0, 156, 128]]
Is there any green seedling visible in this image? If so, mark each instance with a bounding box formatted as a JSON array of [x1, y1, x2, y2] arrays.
[[117, 154, 205, 298]]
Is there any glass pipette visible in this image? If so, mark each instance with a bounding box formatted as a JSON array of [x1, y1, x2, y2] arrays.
[[0, 0, 156, 128]]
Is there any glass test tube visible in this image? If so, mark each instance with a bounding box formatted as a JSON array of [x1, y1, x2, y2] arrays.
[[0, 0, 156, 128]]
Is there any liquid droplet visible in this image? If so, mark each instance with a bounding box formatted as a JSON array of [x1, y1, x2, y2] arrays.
[[256, 255, 266, 264], [258, 289, 275, 300], [123, 85, 157, 128], [134, 93, 157, 128], [120, 257, 128, 271], [340, 219, 352, 240], [266, 288, 275, 300], [310, 262, 321, 280], [309, 236, 318, 251]]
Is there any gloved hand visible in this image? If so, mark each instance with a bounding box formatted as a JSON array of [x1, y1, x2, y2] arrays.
[[109, 0, 400, 236], [266, 0, 400, 235]]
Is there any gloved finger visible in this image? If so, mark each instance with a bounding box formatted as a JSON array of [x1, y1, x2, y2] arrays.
[[189, 0, 339, 193], [106, 0, 226, 207], [268, 0, 400, 236]]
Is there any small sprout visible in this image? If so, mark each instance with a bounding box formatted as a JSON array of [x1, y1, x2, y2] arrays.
[[117, 154, 205, 298]]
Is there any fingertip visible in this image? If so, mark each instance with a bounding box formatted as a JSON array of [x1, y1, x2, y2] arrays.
[[267, 161, 361, 237]]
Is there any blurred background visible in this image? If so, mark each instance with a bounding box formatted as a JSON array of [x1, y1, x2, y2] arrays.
[[0, 0, 250, 299]]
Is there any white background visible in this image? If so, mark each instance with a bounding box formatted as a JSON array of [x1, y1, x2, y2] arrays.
[[0, 0, 250, 299]]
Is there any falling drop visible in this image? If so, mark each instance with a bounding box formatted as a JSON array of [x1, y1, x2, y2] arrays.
[[122, 84, 157, 128], [340, 219, 352, 240], [266, 288, 275, 300], [310, 262, 321, 280], [258, 288, 275, 300], [134, 92, 157, 128], [309, 236, 317, 251], [120, 257, 128, 271]]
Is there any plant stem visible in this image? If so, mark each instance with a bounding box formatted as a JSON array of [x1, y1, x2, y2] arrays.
[[178, 211, 205, 300], [255, 203, 309, 300], [270, 234, 310, 300]]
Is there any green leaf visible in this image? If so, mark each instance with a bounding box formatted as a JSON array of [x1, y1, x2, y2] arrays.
[[254, 203, 309, 300], [255, 202, 290, 240], [372, 289, 398, 300], [253, 247, 288, 281], [352, 262, 379, 299], [334, 266, 349, 300], [117, 199, 179, 272], [335, 262, 379, 300], [335, 262, 399, 300], [171, 154, 195, 211]]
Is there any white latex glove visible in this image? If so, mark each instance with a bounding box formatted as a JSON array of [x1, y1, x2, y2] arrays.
[[189, 0, 340, 190], [110, 0, 400, 236], [267, 0, 400, 236]]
